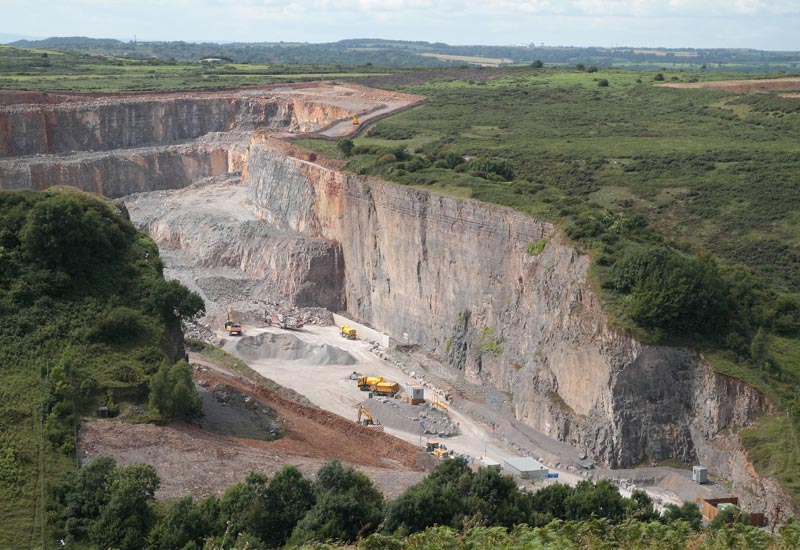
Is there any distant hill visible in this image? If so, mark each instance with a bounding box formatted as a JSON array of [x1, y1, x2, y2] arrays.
[[8, 36, 800, 70]]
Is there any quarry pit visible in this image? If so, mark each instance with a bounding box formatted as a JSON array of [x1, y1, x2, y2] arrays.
[[1, 81, 794, 524]]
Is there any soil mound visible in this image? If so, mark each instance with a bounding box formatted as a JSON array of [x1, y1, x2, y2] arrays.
[[236, 332, 357, 365]]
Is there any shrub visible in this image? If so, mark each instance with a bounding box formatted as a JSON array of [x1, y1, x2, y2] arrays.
[[609, 245, 728, 336], [149, 360, 203, 421], [337, 138, 354, 158], [526, 239, 547, 256]]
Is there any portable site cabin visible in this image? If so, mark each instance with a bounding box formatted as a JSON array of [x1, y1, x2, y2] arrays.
[[480, 457, 502, 471], [692, 466, 709, 484], [504, 457, 549, 481], [406, 384, 425, 405]]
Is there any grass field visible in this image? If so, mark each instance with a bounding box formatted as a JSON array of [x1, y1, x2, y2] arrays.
[[419, 53, 512, 66], [0, 46, 395, 92]]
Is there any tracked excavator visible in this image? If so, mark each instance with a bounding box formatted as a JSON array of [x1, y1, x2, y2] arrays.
[[224, 307, 242, 336], [356, 405, 384, 431]]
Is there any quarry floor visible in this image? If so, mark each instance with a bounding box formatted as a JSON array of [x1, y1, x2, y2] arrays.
[[116, 178, 734, 509]]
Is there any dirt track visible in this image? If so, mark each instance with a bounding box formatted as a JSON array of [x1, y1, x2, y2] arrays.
[[658, 77, 800, 93], [79, 357, 429, 500]]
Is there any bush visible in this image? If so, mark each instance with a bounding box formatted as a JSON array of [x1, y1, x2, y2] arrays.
[[149, 360, 203, 421], [598, 79, 609, 87], [290, 461, 383, 544], [337, 138, 354, 158], [609, 245, 728, 336], [526, 239, 547, 256]]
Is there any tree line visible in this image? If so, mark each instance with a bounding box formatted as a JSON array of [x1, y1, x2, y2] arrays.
[[48, 456, 797, 550]]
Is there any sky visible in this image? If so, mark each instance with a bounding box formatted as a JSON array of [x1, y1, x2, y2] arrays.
[[1, 0, 798, 50]]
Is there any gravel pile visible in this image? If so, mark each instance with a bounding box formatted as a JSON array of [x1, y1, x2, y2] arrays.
[[235, 332, 357, 366], [361, 397, 459, 437]]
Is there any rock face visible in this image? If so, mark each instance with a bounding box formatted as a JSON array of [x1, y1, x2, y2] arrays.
[[245, 138, 792, 523], [0, 93, 346, 157], [0, 141, 234, 198]]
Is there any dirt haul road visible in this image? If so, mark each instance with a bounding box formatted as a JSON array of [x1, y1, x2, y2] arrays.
[[221, 325, 587, 483]]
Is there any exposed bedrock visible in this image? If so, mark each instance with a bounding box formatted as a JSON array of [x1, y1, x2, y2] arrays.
[[0, 141, 236, 198], [128, 178, 345, 311], [0, 93, 349, 157], [246, 138, 792, 522]]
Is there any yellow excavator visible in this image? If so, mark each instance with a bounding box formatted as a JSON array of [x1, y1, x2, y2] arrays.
[[224, 307, 242, 336], [352, 115, 360, 125], [357, 405, 384, 431]]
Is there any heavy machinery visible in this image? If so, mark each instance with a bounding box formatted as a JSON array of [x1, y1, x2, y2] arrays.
[[352, 115, 360, 125], [340, 326, 357, 340], [426, 440, 453, 459], [356, 405, 383, 431], [357, 375, 384, 391], [224, 307, 242, 336], [264, 304, 304, 330], [372, 381, 400, 396]]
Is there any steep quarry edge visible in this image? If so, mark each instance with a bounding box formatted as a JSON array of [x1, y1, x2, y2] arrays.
[[244, 136, 795, 524]]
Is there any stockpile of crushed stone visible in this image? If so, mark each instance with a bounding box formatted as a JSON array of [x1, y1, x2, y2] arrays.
[[235, 332, 356, 366], [360, 397, 459, 437]]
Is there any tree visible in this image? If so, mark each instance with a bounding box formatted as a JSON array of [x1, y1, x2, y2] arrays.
[[260, 466, 315, 547], [148, 278, 204, 322], [148, 496, 214, 550], [530, 60, 544, 68], [89, 464, 160, 550], [654, 73, 665, 81], [384, 459, 476, 534], [50, 456, 117, 540], [564, 480, 627, 523], [149, 360, 203, 421], [338, 138, 354, 158], [576, 63, 586, 71], [662, 501, 702, 530], [467, 467, 530, 527], [20, 191, 129, 278], [610, 245, 728, 336], [289, 461, 383, 544]]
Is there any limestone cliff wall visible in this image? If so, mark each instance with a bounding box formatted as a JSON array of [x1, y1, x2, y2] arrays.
[[0, 96, 350, 157], [0, 143, 234, 198], [245, 138, 792, 522]]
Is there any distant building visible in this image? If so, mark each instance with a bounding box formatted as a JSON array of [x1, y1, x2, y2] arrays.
[[504, 457, 549, 480]]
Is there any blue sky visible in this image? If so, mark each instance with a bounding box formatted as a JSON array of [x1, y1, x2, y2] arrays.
[[2, 0, 798, 50]]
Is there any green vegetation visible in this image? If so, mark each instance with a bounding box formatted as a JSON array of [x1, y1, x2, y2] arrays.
[[44, 457, 800, 549], [0, 188, 203, 546], [291, 67, 800, 499], [148, 360, 203, 422], [9, 37, 800, 71], [0, 46, 395, 92], [526, 238, 547, 256], [479, 327, 503, 357]]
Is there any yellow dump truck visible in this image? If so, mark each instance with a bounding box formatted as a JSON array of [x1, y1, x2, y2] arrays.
[[371, 381, 400, 396], [340, 326, 357, 340], [357, 376, 384, 391]]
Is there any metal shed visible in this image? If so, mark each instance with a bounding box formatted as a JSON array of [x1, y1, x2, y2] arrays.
[[692, 466, 708, 484], [504, 457, 549, 480], [405, 384, 425, 405]]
